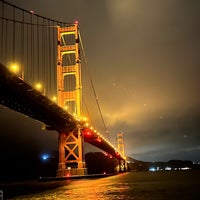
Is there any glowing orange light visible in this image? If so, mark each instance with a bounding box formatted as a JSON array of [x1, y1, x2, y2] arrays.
[[97, 138, 102, 143], [86, 131, 91, 136], [52, 96, 57, 102], [9, 63, 19, 74], [35, 83, 45, 95], [115, 152, 120, 156]]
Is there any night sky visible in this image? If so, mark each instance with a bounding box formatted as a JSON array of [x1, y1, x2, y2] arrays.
[[1, 0, 200, 163]]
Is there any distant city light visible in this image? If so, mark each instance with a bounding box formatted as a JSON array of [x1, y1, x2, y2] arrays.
[[41, 154, 49, 160], [149, 166, 191, 172], [180, 167, 190, 170], [149, 167, 156, 172]]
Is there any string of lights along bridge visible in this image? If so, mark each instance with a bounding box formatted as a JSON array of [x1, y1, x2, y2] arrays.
[[0, 0, 127, 176]]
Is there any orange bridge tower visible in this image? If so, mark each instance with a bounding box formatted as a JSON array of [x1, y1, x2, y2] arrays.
[[56, 22, 87, 176], [117, 132, 127, 171]]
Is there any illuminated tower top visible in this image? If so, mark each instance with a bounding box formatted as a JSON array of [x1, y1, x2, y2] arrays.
[[57, 23, 82, 117], [117, 132, 126, 158]]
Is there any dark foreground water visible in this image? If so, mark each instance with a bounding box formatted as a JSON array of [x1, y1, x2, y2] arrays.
[[1, 170, 200, 200]]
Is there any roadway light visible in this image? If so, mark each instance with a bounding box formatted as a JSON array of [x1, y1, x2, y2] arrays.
[[52, 96, 57, 103], [8, 62, 24, 79], [35, 83, 42, 90], [35, 82, 45, 95], [9, 63, 19, 74], [11, 65, 19, 73], [82, 116, 87, 121]]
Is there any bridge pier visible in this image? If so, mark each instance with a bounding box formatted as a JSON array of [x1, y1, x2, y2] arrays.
[[56, 131, 87, 177], [56, 132, 66, 177], [116, 159, 127, 173]]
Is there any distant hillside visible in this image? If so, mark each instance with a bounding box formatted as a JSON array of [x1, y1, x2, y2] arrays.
[[126, 157, 200, 171], [126, 156, 151, 171]]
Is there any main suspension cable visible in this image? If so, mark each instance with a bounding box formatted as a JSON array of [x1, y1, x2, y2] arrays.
[[79, 31, 109, 137]]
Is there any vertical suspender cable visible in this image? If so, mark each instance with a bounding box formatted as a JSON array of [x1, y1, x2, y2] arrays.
[[46, 19, 49, 96], [32, 13, 35, 83], [48, 19, 51, 95], [26, 15, 29, 81], [37, 16, 40, 82], [21, 11, 24, 80], [30, 12, 33, 82], [5, 18, 7, 64], [42, 17, 45, 87], [83, 96, 93, 126], [0, 1, 4, 62], [52, 21, 56, 95], [13, 6, 15, 62], [45, 19, 48, 91]]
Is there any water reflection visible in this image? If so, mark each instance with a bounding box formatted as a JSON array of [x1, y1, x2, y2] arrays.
[[9, 171, 200, 200], [11, 174, 132, 200]]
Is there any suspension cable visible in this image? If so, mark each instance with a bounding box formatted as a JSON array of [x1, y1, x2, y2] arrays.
[[79, 31, 109, 137], [1, 0, 73, 26], [83, 96, 94, 126]]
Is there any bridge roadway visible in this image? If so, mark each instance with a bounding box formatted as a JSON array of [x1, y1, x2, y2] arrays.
[[0, 63, 124, 160]]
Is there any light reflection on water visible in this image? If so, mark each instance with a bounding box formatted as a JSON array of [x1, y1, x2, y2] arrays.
[[8, 171, 200, 200], [13, 173, 133, 200]]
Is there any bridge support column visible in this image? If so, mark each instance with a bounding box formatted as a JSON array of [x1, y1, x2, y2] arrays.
[[56, 24, 87, 177], [116, 159, 127, 173], [56, 132, 66, 177], [116, 132, 127, 172], [56, 130, 87, 177]]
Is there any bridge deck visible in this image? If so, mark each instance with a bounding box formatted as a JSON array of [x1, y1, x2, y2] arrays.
[[0, 63, 77, 132]]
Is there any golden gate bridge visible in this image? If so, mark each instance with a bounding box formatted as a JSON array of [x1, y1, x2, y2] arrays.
[[0, 0, 126, 177]]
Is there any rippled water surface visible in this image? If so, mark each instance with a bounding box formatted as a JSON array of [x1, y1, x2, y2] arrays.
[[6, 171, 200, 200]]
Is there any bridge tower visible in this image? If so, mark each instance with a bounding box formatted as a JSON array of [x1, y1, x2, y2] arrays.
[[117, 132, 125, 157], [56, 22, 87, 176], [117, 132, 127, 171]]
